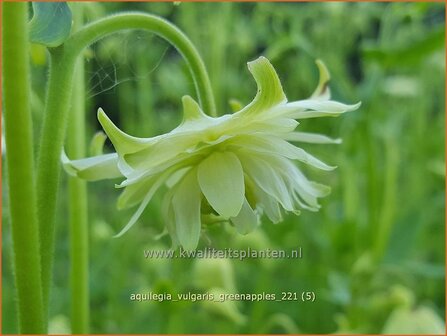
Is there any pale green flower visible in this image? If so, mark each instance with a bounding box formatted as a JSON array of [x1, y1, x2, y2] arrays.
[[62, 56, 360, 250]]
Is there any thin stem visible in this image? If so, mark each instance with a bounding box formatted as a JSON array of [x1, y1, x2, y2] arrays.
[[66, 5, 90, 333], [2, 2, 45, 333], [64, 13, 216, 116], [36, 11, 216, 325]]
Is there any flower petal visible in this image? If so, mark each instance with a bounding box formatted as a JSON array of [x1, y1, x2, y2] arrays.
[[284, 100, 361, 119], [117, 176, 156, 210], [233, 118, 298, 135], [233, 135, 336, 171], [283, 132, 342, 144], [181, 95, 209, 122], [113, 170, 169, 238], [198, 152, 245, 217], [238, 153, 294, 211], [162, 188, 179, 248], [97, 108, 153, 155], [236, 56, 287, 116], [310, 59, 331, 100], [61, 151, 122, 181], [245, 174, 282, 223], [230, 198, 259, 234], [172, 168, 202, 250], [256, 189, 283, 223], [124, 133, 200, 170]]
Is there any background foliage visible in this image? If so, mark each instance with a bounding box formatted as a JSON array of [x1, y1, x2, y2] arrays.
[[3, 2, 445, 334]]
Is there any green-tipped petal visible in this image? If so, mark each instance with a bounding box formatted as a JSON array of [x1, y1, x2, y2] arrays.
[[229, 99, 244, 113], [310, 59, 331, 100], [238, 153, 294, 211], [97, 108, 152, 155], [61, 151, 122, 181], [230, 198, 259, 234], [234, 118, 298, 135], [172, 168, 202, 250], [89, 131, 108, 156], [182, 95, 208, 122], [237, 56, 287, 116], [286, 101, 361, 119], [162, 188, 180, 248], [117, 177, 156, 210], [114, 171, 168, 238], [233, 136, 336, 171], [283, 132, 342, 144], [124, 133, 199, 170], [198, 152, 245, 217]]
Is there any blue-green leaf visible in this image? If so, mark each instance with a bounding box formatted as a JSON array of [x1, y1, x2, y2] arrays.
[[29, 2, 72, 47]]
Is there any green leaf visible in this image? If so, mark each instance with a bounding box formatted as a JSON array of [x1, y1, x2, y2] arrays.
[[29, 2, 73, 47]]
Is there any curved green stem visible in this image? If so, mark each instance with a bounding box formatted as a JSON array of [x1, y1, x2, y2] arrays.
[[36, 11, 216, 323], [2, 2, 45, 333], [65, 12, 216, 116]]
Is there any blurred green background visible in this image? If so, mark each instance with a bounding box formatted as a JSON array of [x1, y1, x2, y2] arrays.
[[2, 2, 445, 334]]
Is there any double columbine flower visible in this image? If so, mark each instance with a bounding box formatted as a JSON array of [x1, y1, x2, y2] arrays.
[[62, 57, 360, 250]]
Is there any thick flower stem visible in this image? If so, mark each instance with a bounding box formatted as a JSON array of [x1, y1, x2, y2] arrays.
[[37, 48, 77, 324], [67, 59, 90, 334], [66, 5, 90, 333], [35, 11, 215, 326], [2, 2, 45, 333]]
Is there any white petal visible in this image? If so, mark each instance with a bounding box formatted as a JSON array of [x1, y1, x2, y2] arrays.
[[261, 153, 331, 198], [280, 100, 361, 119], [198, 151, 245, 217], [233, 118, 298, 135], [117, 176, 156, 210], [283, 132, 342, 144], [246, 175, 282, 223], [162, 188, 179, 248], [61, 151, 122, 181], [113, 171, 169, 238], [238, 153, 294, 211], [124, 133, 200, 170], [262, 154, 331, 210], [232, 135, 336, 171], [230, 198, 258, 234], [172, 168, 202, 250]]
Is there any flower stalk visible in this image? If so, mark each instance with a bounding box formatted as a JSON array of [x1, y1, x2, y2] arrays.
[[2, 2, 45, 333], [66, 4, 90, 333], [35, 11, 216, 324]]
